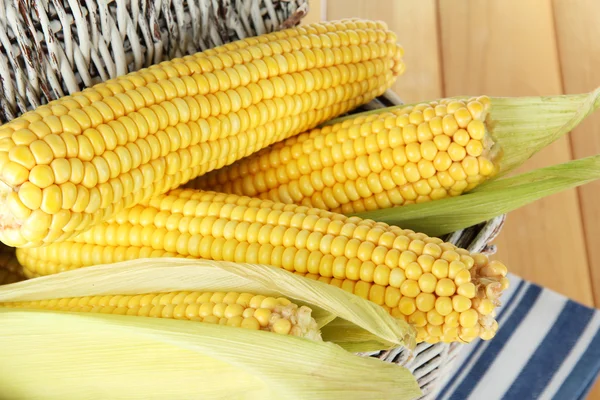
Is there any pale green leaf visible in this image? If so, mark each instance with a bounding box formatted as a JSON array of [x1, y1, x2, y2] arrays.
[[0, 308, 421, 400], [0, 258, 415, 349], [354, 155, 600, 237], [488, 87, 600, 174], [320, 318, 400, 353]]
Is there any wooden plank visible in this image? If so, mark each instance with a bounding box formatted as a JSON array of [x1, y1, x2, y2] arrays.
[[326, 0, 443, 102], [438, 0, 593, 305], [553, 1, 600, 397], [553, 0, 600, 305]]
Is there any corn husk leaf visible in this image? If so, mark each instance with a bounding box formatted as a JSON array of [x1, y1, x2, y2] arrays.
[[354, 155, 600, 237], [0, 258, 415, 350], [0, 308, 421, 400], [0, 259, 421, 399], [486, 88, 600, 174]]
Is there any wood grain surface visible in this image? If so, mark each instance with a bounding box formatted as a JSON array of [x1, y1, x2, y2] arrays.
[[321, 0, 600, 396]]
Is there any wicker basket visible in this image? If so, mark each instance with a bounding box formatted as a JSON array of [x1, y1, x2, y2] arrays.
[[0, 3, 506, 398], [0, 0, 307, 122]]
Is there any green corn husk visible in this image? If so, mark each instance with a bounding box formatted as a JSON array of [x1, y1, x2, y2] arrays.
[[356, 155, 600, 237], [348, 88, 600, 235], [0, 259, 421, 400]]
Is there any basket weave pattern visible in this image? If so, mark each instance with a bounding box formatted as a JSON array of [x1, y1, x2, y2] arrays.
[[0, 0, 307, 122]]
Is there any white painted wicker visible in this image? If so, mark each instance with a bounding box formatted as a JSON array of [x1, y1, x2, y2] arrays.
[[0, 0, 307, 122]]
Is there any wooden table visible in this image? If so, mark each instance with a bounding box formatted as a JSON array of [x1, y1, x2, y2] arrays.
[[307, 1, 600, 398]]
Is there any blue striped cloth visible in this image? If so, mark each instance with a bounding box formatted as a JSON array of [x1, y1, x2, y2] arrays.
[[433, 273, 600, 400]]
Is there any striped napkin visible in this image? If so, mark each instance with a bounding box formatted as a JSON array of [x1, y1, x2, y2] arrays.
[[433, 273, 600, 400]]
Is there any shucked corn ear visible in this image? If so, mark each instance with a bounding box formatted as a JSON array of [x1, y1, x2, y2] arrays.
[[18, 189, 509, 344], [189, 89, 600, 216], [0, 19, 405, 248], [0, 291, 322, 340], [189, 97, 499, 212]]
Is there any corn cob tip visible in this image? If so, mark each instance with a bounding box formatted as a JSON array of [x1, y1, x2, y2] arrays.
[[460, 259, 509, 343]]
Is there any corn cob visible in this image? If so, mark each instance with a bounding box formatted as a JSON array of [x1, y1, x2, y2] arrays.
[[18, 189, 508, 344], [187, 97, 499, 213], [0, 19, 405, 248], [0, 291, 321, 339]]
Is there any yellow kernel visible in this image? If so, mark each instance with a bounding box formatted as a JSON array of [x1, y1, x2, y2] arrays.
[[461, 255, 475, 269], [427, 309, 444, 326], [476, 298, 495, 316], [443, 251, 462, 263], [457, 283, 476, 298], [241, 316, 261, 330], [461, 156, 480, 177], [431, 259, 449, 279], [426, 325, 443, 339], [384, 286, 401, 308], [448, 260, 466, 278], [418, 273, 437, 293], [403, 143, 420, 164], [273, 318, 292, 335], [454, 269, 472, 286], [435, 297, 454, 316], [459, 309, 479, 328], [409, 110, 424, 125], [29, 164, 54, 188], [389, 268, 406, 288], [18, 182, 43, 210], [467, 120, 486, 140], [435, 278, 456, 297], [420, 141, 438, 161], [479, 157, 496, 176], [415, 292, 435, 312], [408, 239, 425, 255], [398, 297, 416, 315], [369, 284, 386, 305], [400, 280, 421, 298], [417, 123, 433, 141], [373, 265, 391, 286], [442, 115, 458, 136], [354, 281, 372, 299], [408, 310, 427, 327], [405, 262, 423, 280], [466, 140, 483, 156], [466, 100, 485, 120], [452, 295, 472, 313], [448, 142, 467, 161], [399, 250, 417, 268], [417, 254, 435, 273], [454, 108, 472, 128], [253, 308, 271, 327]]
